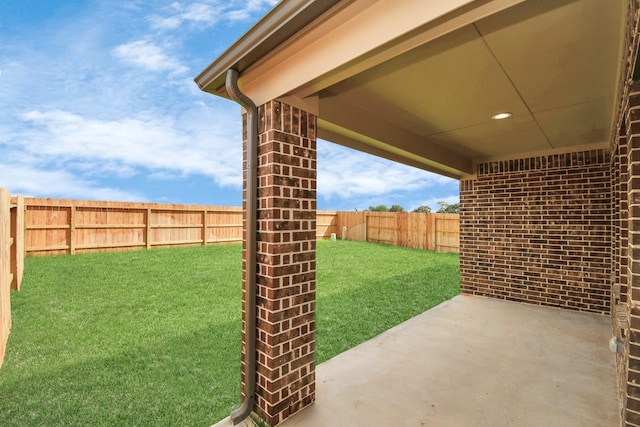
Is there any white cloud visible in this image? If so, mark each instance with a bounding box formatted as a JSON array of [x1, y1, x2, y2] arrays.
[[112, 40, 188, 74], [16, 106, 242, 188], [151, 2, 219, 29], [225, 0, 279, 21], [150, 0, 279, 30], [0, 163, 142, 202], [317, 139, 454, 200]]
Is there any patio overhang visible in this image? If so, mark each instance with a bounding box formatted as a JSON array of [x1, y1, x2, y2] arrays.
[[195, 0, 627, 179], [195, 1, 633, 425]]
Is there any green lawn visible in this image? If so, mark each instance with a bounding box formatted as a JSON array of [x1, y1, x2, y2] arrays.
[[0, 241, 459, 426]]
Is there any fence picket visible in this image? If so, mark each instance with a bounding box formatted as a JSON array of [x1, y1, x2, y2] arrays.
[[0, 189, 11, 367]]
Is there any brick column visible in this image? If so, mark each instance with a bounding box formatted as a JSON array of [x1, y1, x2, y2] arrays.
[[242, 100, 317, 426]]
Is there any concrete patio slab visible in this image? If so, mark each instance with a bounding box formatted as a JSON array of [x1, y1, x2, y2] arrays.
[[213, 294, 620, 427]]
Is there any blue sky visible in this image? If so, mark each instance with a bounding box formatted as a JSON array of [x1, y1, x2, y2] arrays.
[[0, 0, 459, 212]]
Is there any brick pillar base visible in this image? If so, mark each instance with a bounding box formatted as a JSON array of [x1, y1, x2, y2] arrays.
[[242, 100, 317, 426]]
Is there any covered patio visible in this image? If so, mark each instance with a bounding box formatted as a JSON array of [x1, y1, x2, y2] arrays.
[[196, 0, 636, 425], [214, 294, 618, 426]]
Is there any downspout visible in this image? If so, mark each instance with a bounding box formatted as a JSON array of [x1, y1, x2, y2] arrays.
[[226, 68, 258, 425]]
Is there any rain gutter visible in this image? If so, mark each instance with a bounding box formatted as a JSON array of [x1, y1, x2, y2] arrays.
[[226, 68, 258, 425], [194, 0, 342, 97]]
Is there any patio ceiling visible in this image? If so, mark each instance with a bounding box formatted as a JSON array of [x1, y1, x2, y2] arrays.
[[196, 0, 627, 179]]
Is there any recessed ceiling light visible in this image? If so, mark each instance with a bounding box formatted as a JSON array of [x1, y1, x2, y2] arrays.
[[491, 112, 513, 120]]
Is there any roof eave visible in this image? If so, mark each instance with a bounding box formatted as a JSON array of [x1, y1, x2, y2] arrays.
[[194, 0, 343, 98]]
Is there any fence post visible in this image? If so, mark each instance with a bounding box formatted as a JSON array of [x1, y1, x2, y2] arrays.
[[397, 212, 407, 247], [0, 188, 12, 367], [202, 210, 208, 245], [146, 208, 152, 249], [9, 201, 15, 290], [69, 205, 76, 255], [10, 195, 24, 291], [430, 214, 437, 251], [365, 212, 369, 243]]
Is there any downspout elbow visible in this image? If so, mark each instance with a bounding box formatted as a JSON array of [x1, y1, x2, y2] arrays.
[[226, 69, 259, 425]]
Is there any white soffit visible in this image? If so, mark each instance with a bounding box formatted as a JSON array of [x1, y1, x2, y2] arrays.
[[315, 0, 626, 171], [238, 0, 523, 105], [323, 24, 531, 137]]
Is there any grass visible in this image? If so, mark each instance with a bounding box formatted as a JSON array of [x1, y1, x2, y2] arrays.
[[315, 241, 460, 363], [0, 240, 459, 426]]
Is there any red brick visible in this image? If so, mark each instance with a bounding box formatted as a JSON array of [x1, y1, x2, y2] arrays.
[[242, 100, 317, 426], [461, 148, 611, 314]]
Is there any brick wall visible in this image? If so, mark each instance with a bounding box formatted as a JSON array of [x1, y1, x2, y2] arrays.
[[242, 100, 317, 426], [613, 127, 630, 421], [460, 149, 612, 314], [622, 83, 640, 427], [610, 1, 640, 424]]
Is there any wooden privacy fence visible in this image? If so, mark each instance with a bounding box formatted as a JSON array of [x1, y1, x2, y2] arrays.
[[1, 191, 25, 367], [17, 198, 459, 256], [330, 211, 460, 252], [21, 198, 244, 256]]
